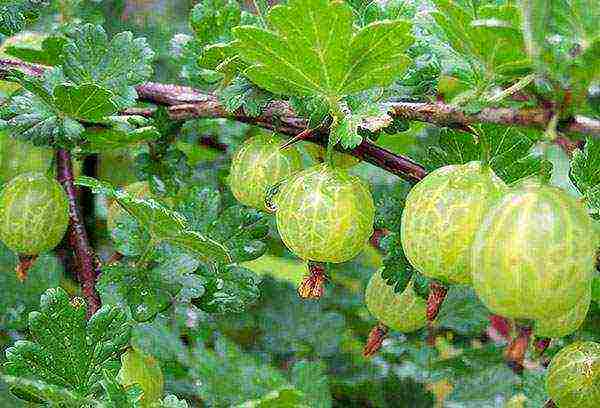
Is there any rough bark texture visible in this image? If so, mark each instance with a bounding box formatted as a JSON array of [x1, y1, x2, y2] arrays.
[[56, 149, 102, 317]]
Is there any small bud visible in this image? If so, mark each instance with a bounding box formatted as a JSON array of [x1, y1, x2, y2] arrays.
[[363, 323, 389, 357], [426, 281, 448, 322], [297, 261, 327, 299], [16, 254, 38, 282]]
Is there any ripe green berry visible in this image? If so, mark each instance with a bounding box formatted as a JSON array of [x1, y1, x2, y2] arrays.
[[472, 179, 595, 320], [0, 173, 69, 255], [365, 269, 427, 333], [0, 132, 53, 183], [275, 163, 375, 263], [534, 288, 590, 338], [546, 341, 600, 408], [401, 161, 506, 284], [229, 132, 303, 211]]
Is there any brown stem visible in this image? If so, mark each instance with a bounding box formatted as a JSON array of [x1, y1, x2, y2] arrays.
[[426, 281, 448, 322], [56, 149, 102, 317], [363, 323, 389, 357], [544, 400, 557, 408], [505, 325, 532, 374], [16, 255, 38, 282], [297, 261, 327, 299]]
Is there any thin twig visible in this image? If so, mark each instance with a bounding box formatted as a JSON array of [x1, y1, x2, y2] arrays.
[[56, 149, 102, 317]]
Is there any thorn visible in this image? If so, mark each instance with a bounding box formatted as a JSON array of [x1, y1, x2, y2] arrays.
[[280, 128, 314, 150], [297, 261, 327, 299], [363, 323, 389, 357], [426, 281, 448, 322], [16, 254, 38, 282]]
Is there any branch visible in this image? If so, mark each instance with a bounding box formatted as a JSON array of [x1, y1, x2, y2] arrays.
[[56, 149, 102, 317]]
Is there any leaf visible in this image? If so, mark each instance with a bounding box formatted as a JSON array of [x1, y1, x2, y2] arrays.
[[5, 35, 67, 66], [75, 176, 231, 265], [61, 24, 155, 109], [0, 1, 49, 36], [118, 348, 164, 407], [1, 375, 91, 406], [290, 360, 332, 408], [431, 1, 529, 78], [436, 285, 490, 336], [236, 388, 307, 408], [53, 83, 119, 122], [189, 336, 290, 406], [570, 137, 600, 200], [195, 264, 260, 314], [0, 243, 63, 331], [101, 370, 144, 408], [331, 101, 391, 149], [175, 186, 269, 264], [82, 122, 160, 153], [219, 76, 273, 117], [423, 125, 551, 184], [153, 395, 190, 408], [198, 41, 246, 82], [233, 0, 413, 98], [3, 287, 131, 402], [190, 0, 241, 46]]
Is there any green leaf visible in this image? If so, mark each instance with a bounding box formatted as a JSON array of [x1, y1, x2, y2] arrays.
[[61, 24, 155, 109], [236, 388, 307, 407], [190, 0, 241, 46], [331, 101, 391, 149], [190, 336, 290, 406], [198, 41, 246, 82], [423, 125, 551, 184], [175, 186, 269, 264], [118, 348, 164, 407], [195, 264, 260, 314], [101, 370, 144, 408], [53, 83, 119, 122], [5, 35, 67, 66], [75, 176, 231, 265], [219, 76, 272, 117], [436, 285, 490, 336], [153, 395, 190, 408], [233, 0, 413, 98], [290, 360, 332, 408], [432, 1, 529, 78], [570, 137, 600, 212], [0, 243, 63, 331], [3, 287, 130, 403], [0, 1, 49, 36], [1, 375, 92, 406], [82, 120, 160, 153]]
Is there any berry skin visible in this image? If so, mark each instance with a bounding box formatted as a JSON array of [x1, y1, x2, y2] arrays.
[[0, 132, 53, 183], [546, 341, 600, 408], [229, 132, 303, 211], [472, 179, 596, 320], [275, 163, 374, 263], [0, 173, 69, 255], [534, 288, 590, 338], [365, 269, 427, 333], [401, 161, 506, 284]]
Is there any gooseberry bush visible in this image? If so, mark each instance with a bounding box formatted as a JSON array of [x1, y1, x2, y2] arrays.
[[0, 0, 599, 406]]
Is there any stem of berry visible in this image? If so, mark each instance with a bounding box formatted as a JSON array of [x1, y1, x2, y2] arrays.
[[363, 322, 389, 357], [56, 149, 102, 318], [16, 255, 37, 282], [534, 337, 551, 356], [505, 325, 532, 374], [297, 261, 327, 299], [426, 281, 448, 322]]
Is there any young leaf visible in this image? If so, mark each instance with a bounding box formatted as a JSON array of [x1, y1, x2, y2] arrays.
[[61, 24, 155, 109], [53, 83, 119, 122], [101, 370, 144, 408], [3, 287, 131, 403], [331, 101, 391, 149], [233, 0, 413, 99], [219, 76, 273, 117], [153, 395, 190, 408]]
